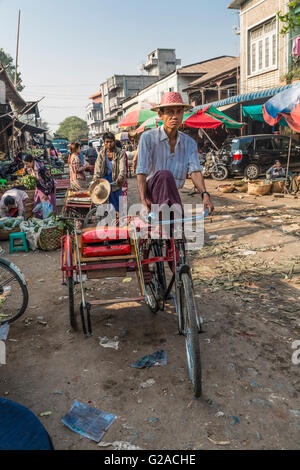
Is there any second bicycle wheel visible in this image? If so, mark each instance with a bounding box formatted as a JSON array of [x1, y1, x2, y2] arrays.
[[0, 259, 28, 325], [180, 272, 202, 397]]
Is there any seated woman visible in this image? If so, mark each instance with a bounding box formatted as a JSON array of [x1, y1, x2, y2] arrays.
[[68, 142, 89, 191], [0, 189, 28, 218], [23, 154, 56, 218], [266, 160, 285, 179]]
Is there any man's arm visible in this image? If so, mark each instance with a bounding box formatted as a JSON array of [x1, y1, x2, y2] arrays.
[[93, 154, 102, 179], [137, 174, 149, 211], [190, 171, 214, 215]]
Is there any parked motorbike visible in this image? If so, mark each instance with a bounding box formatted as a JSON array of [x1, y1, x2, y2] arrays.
[[201, 150, 229, 180]]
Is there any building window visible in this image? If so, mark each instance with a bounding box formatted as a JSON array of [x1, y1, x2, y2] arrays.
[[249, 18, 277, 75]]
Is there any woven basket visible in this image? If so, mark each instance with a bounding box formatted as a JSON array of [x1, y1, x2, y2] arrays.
[[248, 181, 272, 196], [25, 189, 36, 202], [271, 181, 285, 193], [219, 184, 235, 193], [25, 202, 34, 220], [234, 182, 248, 192], [0, 227, 20, 241], [37, 226, 64, 251]]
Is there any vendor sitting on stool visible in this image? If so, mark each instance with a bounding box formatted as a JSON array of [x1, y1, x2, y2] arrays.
[[0, 189, 28, 218], [266, 160, 285, 179]]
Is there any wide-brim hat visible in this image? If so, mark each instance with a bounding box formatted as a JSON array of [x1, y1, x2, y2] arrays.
[[151, 92, 192, 112], [89, 179, 111, 205]]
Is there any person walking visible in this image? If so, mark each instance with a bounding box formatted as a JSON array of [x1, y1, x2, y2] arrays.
[[68, 142, 89, 190], [93, 132, 126, 214]]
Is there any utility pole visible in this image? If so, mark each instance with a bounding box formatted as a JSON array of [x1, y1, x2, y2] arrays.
[[12, 10, 21, 159], [14, 10, 21, 86]]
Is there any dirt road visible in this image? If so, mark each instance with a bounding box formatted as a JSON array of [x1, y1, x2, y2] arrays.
[[0, 177, 300, 450]]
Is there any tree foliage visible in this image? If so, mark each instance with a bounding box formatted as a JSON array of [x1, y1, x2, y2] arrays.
[[56, 116, 88, 142], [277, 1, 300, 35], [0, 48, 24, 91]]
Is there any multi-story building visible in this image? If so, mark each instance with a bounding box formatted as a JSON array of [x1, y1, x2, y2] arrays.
[[86, 91, 103, 139], [120, 58, 235, 119], [228, 0, 289, 93], [100, 48, 182, 132], [142, 48, 181, 77]]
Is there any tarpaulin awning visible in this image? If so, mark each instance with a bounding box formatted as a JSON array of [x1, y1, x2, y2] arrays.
[[243, 104, 288, 126], [193, 84, 294, 111], [263, 81, 300, 132]]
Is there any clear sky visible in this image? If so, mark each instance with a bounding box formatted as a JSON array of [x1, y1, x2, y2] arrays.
[[0, 0, 239, 133]]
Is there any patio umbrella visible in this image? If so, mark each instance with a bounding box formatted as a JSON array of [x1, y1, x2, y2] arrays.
[[136, 115, 160, 133], [262, 81, 300, 189], [137, 105, 244, 134], [262, 81, 300, 132], [118, 109, 158, 128], [182, 105, 245, 129]]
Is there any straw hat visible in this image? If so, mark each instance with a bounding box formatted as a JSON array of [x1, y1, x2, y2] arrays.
[[151, 92, 192, 112], [89, 179, 111, 205]]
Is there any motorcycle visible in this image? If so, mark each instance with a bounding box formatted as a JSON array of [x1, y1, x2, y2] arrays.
[[201, 150, 229, 181]]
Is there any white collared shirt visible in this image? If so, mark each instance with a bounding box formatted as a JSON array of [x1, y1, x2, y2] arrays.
[[136, 127, 202, 188]]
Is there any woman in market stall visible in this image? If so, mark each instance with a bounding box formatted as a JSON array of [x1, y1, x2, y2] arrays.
[[23, 154, 56, 218], [68, 142, 89, 191]]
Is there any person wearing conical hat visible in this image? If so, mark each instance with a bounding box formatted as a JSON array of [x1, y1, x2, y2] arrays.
[[136, 92, 214, 218], [93, 132, 127, 214]]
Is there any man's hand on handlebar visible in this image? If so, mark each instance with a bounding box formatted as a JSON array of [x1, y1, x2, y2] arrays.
[[203, 193, 214, 215]]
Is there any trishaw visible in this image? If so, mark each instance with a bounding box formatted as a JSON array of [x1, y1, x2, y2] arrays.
[[60, 214, 205, 398]]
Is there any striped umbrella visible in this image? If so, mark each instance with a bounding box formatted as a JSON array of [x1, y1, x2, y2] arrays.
[[118, 109, 157, 128]]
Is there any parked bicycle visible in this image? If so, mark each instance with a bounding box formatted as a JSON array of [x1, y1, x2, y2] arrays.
[[0, 253, 28, 325]]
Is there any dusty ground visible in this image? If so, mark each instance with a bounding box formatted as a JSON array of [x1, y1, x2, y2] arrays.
[[0, 176, 300, 450]]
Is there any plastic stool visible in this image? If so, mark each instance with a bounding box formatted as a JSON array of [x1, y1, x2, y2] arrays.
[[9, 232, 29, 254], [0, 179, 7, 187]]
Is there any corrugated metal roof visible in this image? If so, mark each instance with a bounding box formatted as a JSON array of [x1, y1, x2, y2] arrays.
[[0, 64, 27, 110], [178, 55, 237, 75], [187, 57, 239, 87]]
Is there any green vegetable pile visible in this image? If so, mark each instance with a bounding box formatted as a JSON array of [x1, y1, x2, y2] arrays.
[[0, 217, 23, 230], [21, 175, 37, 189], [24, 215, 74, 234]]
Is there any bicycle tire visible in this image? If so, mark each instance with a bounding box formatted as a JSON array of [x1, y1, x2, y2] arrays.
[[181, 272, 202, 397], [0, 260, 28, 324], [83, 207, 108, 228], [147, 241, 166, 311], [68, 277, 77, 330]]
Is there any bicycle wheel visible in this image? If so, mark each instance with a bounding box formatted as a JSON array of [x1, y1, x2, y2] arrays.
[[0, 259, 28, 325], [180, 272, 202, 397], [68, 277, 77, 330], [146, 241, 166, 312], [83, 206, 108, 228]]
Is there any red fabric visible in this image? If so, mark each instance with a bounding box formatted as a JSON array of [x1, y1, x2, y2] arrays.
[[82, 227, 129, 243], [184, 111, 222, 129], [83, 244, 131, 257], [117, 109, 140, 127], [9, 208, 18, 217]]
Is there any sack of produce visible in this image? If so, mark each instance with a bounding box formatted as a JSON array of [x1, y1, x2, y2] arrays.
[[248, 181, 272, 196]]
